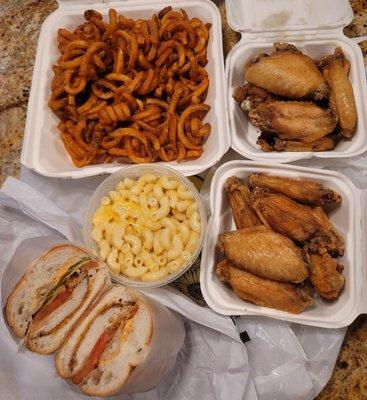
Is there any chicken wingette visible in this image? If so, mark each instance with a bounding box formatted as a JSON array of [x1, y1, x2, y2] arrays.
[[319, 47, 357, 138], [247, 173, 342, 211], [218, 226, 309, 283], [308, 252, 345, 299], [267, 136, 336, 152], [248, 101, 338, 143], [233, 83, 274, 111], [216, 260, 314, 314], [245, 42, 329, 100], [250, 188, 319, 242], [224, 176, 261, 229]]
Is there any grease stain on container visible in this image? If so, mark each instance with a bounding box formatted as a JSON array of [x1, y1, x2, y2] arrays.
[[260, 10, 293, 29]]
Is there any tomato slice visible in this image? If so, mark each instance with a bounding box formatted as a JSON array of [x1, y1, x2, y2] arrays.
[[32, 261, 97, 325], [71, 328, 117, 385], [33, 288, 73, 324], [83, 261, 99, 270]]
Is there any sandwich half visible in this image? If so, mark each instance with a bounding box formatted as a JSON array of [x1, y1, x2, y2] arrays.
[[55, 285, 153, 397], [5, 244, 110, 354]]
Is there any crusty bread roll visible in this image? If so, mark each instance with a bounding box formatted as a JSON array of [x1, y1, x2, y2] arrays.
[[55, 285, 155, 397], [5, 244, 110, 354]]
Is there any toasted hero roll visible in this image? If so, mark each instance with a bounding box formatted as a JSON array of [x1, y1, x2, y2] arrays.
[[5, 244, 110, 354], [56, 285, 185, 396]]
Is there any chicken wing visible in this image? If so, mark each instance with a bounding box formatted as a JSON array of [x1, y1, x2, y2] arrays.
[[216, 259, 314, 314], [308, 252, 345, 299], [224, 176, 261, 229], [271, 136, 336, 152], [245, 43, 329, 100], [308, 206, 345, 256], [250, 188, 319, 242], [247, 173, 342, 211], [233, 83, 274, 111], [218, 226, 309, 283], [248, 101, 338, 143], [319, 48, 357, 138]]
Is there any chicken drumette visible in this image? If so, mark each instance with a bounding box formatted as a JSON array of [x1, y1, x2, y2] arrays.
[[247, 173, 342, 212], [224, 176, 261, 229], [319, 47, 357, 138]]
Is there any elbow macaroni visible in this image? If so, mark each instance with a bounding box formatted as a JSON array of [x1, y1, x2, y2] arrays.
[[176, 200, 193, 213], [167, 234, 184, 261], [152, 196, 170, 220], [124, 235, 142, 255], [160, 176, 179, 190], [91, 174, 202, 282], [177, 184, 195, 200]]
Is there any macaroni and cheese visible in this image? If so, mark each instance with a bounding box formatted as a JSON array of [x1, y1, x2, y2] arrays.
[[92, 174, 202, 282]]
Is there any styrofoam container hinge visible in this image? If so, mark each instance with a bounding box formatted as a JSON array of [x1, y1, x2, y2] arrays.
[[237, 28, 347, 43]]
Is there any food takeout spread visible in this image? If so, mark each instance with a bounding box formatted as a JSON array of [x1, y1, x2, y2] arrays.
[[2, 0, 367, 398]]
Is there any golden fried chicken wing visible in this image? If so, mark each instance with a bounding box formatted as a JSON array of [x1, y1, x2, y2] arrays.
[[233, 83, 274, 111], [245, 43, 329, 100], [224, 176, 261, 229], [250, 188, 319, 242], [272, 136, 336, 152], [308, 252, 345, 299], [319, 48, 357, 138], [248, 101, 338, 143], [308, 207, 345, 257], [248, 173, 342, 211], [256, 134, 277, 152], [216, 259, 314, 314], [218, 226, 309, 283]]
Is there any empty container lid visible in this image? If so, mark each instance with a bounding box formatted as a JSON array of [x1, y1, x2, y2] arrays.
[[225, 0, 353, 33]]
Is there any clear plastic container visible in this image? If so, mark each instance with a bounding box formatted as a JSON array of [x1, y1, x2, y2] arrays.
[[20, 0, 229, 178], [225, 0, 367, 163], [200, 160, 367, 328], [83, 164, 207, 288]]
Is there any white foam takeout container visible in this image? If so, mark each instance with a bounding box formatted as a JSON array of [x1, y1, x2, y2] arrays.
[[225, 0, 367, 163], [200, 160, 367, 328], [21, 0, 229, 178]]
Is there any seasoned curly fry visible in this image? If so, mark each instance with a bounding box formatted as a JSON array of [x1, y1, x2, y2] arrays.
[[49, 7, 211, 167]]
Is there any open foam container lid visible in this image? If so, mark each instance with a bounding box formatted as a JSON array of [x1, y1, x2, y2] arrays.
[[225, 0, 353, 34]]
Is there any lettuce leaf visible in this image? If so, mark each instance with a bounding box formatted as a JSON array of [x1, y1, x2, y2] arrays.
[[41, 257, 91, 306]]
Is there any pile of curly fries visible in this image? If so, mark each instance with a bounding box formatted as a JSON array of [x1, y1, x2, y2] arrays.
[[48, 7, 211, 166]]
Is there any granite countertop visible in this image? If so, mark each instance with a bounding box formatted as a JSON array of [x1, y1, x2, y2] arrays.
[[0, 0, 367, 398]]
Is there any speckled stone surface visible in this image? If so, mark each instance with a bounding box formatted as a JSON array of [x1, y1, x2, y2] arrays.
[[0, 0, 367, 398], [0, 0, 58, 183]]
